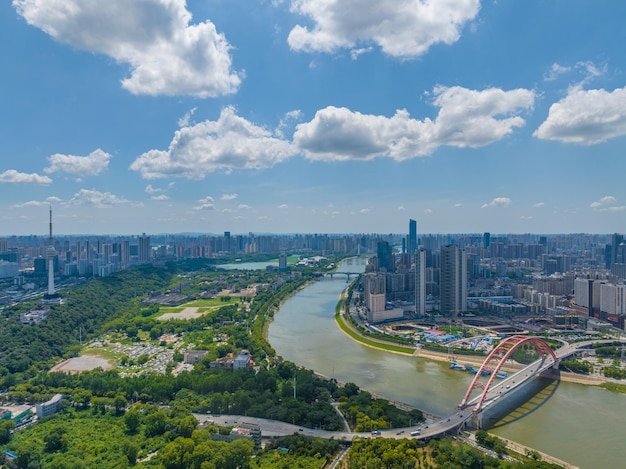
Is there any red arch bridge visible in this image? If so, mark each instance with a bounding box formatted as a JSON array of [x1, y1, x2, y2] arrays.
[[405, 335, 562, 434]]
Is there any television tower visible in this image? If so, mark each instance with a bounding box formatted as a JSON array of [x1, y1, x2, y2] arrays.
[[46, 206, 56, 297]]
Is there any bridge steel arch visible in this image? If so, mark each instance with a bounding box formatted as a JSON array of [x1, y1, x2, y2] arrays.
[[459, 335, 557, 412]]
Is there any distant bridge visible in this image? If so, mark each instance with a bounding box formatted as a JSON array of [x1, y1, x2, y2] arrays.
[[316, 271, 362, 280]]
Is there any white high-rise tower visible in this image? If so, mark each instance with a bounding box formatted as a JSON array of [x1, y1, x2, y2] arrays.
[[46, 206, 56, 297]]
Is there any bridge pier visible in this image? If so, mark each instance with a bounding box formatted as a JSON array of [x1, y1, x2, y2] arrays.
[[468, 413, 482, 430]]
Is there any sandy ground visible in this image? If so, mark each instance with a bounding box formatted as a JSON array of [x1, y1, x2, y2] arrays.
[[50, 355, 112, 373], [158, 307, 203, 320]]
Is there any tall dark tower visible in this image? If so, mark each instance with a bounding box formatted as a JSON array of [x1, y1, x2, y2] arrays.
[[611, 233, 624, 267], [408, 219, 417, 255], [377, 241, 394, 272]]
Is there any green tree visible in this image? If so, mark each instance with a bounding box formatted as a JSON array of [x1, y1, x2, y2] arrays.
[[44, 426, 69, 452], [491, 437, 507, 456], [526, 448, 542, 461], [0, 420, 16, 445], [113, 393, 128, 414], [122, 441, 139, 466], [475, 429, 488, 447], [161, 437, 195, 469], [124, 408, 142, 434], [72, 389, 93, 409], [175, 414, 199, 439], [145, 410, 170, 437]]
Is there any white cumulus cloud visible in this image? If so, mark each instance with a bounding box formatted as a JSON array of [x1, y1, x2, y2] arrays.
[[544, 63, 571, 82], [286, 0, 480, 58], [130, 106, 297, 179], [221, 193, 238, 201], [590, 196, 626, 212], [11, 200, 48, 208], [178, 107, 197, 128], [194, 196, 215, 211], [67, 189, 129, 208], [14, 0, 241, 97], [294, 86, 534, 161], [0, 170, 52, 184], [481, 197, 512, 209], [534, 86, 626, 144], [44, 149, 111, 176]]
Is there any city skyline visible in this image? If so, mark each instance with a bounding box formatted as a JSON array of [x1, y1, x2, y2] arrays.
[[2, 1, 626, 236]]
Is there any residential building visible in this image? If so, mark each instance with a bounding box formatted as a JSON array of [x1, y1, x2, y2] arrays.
[[440, 245, 467, 316], [415, 247, 426, 316]]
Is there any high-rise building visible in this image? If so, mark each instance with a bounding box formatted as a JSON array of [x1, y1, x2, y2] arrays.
[[440, 245, 467, 316], [377, 241, 394, 272], [408, 219, 417, 255], [46, 207, 56, 297], [414, 247, 426, 315], [224, 231, 231, 253], [138, 233, 151, 263], [121, 240, 130, 267], [608, 233, 625, 268], [363, 272, 386, 311], [483, 232, 490, 250]]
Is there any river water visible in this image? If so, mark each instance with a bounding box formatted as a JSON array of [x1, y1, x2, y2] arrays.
[[267, 257, 626, 468]]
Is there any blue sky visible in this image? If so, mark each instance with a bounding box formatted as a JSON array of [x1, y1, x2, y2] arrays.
[[1, 0, 626, 236]]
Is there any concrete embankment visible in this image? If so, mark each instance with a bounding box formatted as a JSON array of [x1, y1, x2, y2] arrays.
[[496, 435, 580, 469]]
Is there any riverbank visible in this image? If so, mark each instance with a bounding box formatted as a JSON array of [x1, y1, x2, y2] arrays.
[[335, 289, 617, 388], [334, 290, 415, 355]]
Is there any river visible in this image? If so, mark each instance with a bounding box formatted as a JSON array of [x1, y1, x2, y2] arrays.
[[267, 257, 626, 468]]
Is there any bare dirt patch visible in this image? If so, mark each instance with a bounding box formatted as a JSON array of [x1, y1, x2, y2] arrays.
[[50, 355, 113, 374], [158, 307, 204, 321]]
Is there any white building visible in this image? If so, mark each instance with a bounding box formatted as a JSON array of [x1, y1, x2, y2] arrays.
[[600, 283, 626, 316], [36, 393, 63, 419], [233, 350, 252, 370]]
